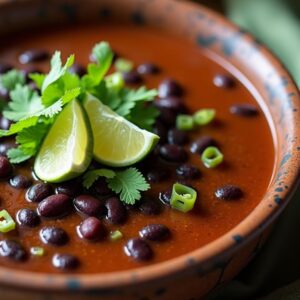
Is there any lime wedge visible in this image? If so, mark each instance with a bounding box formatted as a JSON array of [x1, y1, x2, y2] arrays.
[[34, 99, 93, 183], [83, 94, 159, 167]]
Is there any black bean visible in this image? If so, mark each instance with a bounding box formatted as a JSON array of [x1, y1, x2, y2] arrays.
[[40, 226, 69, 246], [26, 183, 53, 203], [0, 240, 27, 261], [0, 87, 10, 102], [139, 224, 170, 241], [52, 253, 79, 270], [78, 217, 105, 241], [105, 197, 127, 224], [37, 194, 72, 218], [190, 136, 218, 155], [0, 116, 12, 130], [155, 97, 185, 113], [158, 79, 183, 98], [147, 168, 169, 183], [55, 180, 81, 197], [16, 208, 40, 227], [176, 164, 201, 179], [159, 188, 172, 205], [139, 196, 161, 215], [19, 49, 49, 64], [159, 144, 188, 163], [0, 155, 12, 178], [74, 195, 105, 217], [93, 178, 111, 196], [153, 121, 168, 143], [0, 139, 17, 157], [124, 238, 153, 261], [69, 63, 86, 77], [213, 74, 235, 88], [10, 175, 32, 189], [158, 107, 177, 127], [215, 185, 243, 200], [137, 63, 160, 75], [230, 104, 258, 117], [122, 71, 143, 85], [168, 128, 188, 145], [0, 63, 13, 74]]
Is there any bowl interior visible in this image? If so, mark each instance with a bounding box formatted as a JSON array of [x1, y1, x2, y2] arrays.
[[0, 0, 299, 290]]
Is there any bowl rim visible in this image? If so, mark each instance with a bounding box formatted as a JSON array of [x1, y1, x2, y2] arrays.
[[0, 0, 299, 291]]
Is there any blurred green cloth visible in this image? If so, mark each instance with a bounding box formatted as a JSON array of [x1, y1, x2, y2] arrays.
[[227, 0, 300, 87], [205, 0, 300, 299]]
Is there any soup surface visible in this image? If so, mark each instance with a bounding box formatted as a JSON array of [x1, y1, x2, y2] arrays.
[[0, 23, 274, 273]]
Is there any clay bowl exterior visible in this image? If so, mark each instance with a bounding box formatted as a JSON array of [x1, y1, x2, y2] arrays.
[[0, 0, 299, 299]]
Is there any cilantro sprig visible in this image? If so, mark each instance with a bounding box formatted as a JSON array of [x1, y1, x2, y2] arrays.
[[83, 167, 150, 205], [0, 41, 157, 204]]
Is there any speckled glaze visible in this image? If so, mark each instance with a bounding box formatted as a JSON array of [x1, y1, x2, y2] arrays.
[[0, 0, 299, 299]]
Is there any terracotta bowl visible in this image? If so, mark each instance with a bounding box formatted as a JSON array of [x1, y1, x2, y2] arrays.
[[0, 0, 299, 299]]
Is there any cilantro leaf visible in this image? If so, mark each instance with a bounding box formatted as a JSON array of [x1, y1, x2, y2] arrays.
[[29, 73, 46, 89], [42, 72, 80, 106], [16, 123, 49, 152], [92, 42, 114, 68], [0, 117, 39, 137], [32, 88, 81, 119], [0, 70, 25, 91], [82, 42, 113, 89], [83, 169, 116, 189], [7, 148, 32, 164], [115, 101, 136, 117], [107, 168, 150, 205], [42, 52, 74, 92], [122, 87, 158, 103], [128, 103, 160, 131], [8, 123, 50, 163], [3, 84, 44, 121], [114, 87, 158, 118]]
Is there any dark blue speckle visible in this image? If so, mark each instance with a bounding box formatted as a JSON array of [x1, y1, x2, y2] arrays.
[[66, 279, 81, 290], [297, 147, 300, 151], [196, 35, 217, 47], [131, 11, 145, 25], [280, 153, 292, 167], [221, 32, 242, 56], [275, 187, 283, 192], [232, 235, 243, 244], [274, 195, 282, 205], [268, 204, 273, 208]]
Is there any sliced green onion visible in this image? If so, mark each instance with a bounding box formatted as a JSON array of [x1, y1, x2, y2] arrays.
[[201, 146, 223, 168], [105, 72, 125, 91], [176, 114, 194, 131], [170, 183, 197, 213], [0, 209, 16, 233], [193, 109, 216, 126], [114, 58, 134, 73], [110, 230, 123, 241], [30, 247, 45, 257]]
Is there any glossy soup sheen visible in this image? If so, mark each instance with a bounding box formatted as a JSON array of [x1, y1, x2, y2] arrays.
[[0, 24, 274, 273]]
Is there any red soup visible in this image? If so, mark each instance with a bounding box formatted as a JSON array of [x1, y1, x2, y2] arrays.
[[0, 24, 274, 273]]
